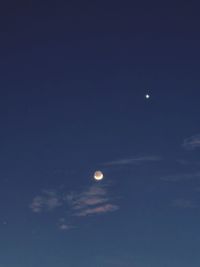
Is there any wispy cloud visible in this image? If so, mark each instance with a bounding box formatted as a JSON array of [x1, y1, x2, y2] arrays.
[[30, 184, 119, 229], [65, 184, 119, 217], [161, 172, 200, 182], [75, 204, 119, 217], [103, 155, 161, 166], [30, 190, 62, 213], [58, 218, 74, 231], [172, 198, 197, 209], [183, 134, 200, 150]]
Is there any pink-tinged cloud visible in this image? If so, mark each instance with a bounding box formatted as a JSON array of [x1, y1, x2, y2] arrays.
[[66, 185, 109, 208], [31, 184, 119, 229], [30, 191, 62, 213], [73, 196, 109, 210], [75, 203, 119, 217], [65, 184, 119, 217]]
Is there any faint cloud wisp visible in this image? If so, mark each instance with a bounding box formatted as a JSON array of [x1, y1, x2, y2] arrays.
[[183, 134, 200, 150], [103, 155, 161, 166], [30, 184, 119, 229], [30, 190, 62, 213], [58, 218, 74, 231], [65, 184, 119, 217]]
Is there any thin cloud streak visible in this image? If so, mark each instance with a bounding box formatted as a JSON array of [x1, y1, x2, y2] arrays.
[[75, 203, 119, 217], [103, 156, 161, 166], [161, 172, 200, 182]]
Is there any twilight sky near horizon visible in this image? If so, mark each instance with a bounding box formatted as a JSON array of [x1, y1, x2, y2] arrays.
[[1, 1, 200, 267]]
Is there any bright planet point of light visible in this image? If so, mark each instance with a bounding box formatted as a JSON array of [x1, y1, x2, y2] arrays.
[[145, 94, 150, 99], [94, 171, 104, 181]]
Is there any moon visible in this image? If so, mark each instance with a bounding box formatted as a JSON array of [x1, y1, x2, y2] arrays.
[[94, 171, 104, 181]]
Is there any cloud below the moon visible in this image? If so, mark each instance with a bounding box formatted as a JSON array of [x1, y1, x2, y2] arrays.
[[75, 204, 119, 217], [65, 184, 119, 217], [30, 184, 119, 229]]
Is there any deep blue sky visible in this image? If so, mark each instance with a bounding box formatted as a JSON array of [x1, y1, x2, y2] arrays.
[[1, 1, 200, 266]]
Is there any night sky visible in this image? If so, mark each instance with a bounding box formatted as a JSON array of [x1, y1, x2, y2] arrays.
[[1, 1, 200, 267]]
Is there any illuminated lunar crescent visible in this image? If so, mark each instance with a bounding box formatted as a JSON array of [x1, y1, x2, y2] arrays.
[[94, 171, 104, 181]]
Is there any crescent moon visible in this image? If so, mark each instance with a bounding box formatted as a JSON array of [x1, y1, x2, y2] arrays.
[[94, 171, 104, 181]]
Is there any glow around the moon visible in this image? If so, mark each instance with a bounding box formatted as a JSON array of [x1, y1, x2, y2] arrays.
[[94, 171, 104, 181]]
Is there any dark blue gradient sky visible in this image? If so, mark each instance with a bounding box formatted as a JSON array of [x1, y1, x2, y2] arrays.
[[0, 1, 200, 266]]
